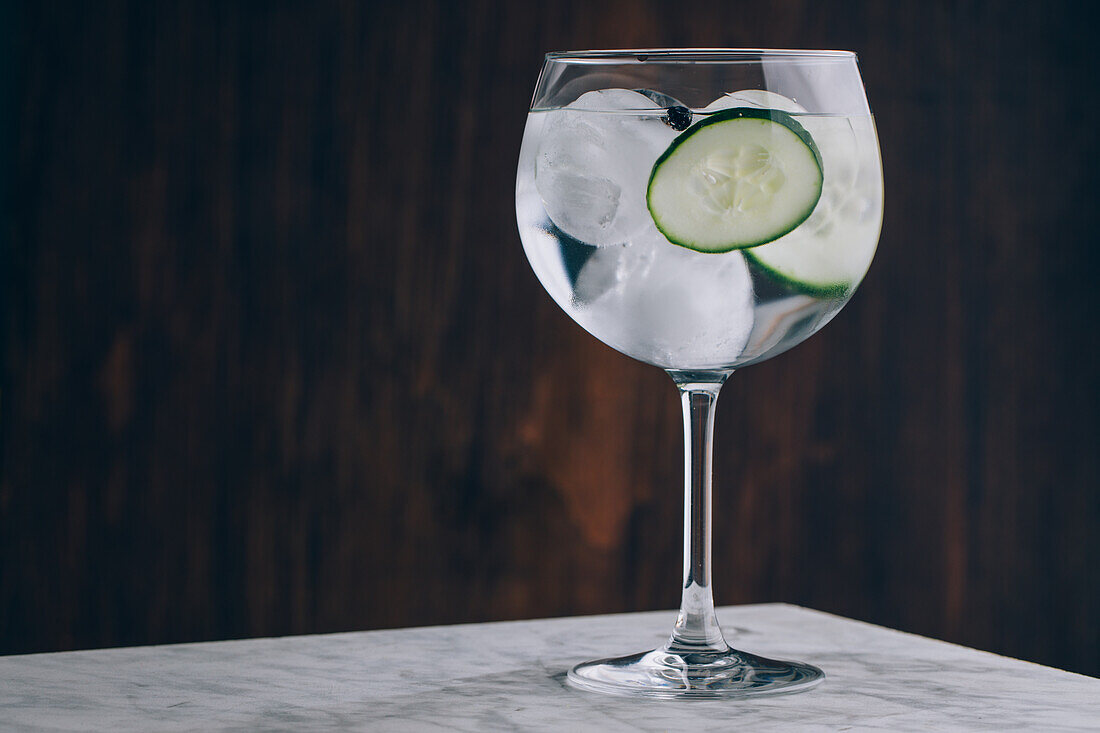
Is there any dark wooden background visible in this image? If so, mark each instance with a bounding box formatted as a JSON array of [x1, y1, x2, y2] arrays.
[[3, 1, 1098, 676]]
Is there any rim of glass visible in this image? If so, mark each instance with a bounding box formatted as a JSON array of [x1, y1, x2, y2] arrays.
[[545, 48, 856, 63]]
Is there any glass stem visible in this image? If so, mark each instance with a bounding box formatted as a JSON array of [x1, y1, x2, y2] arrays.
[[666, 370, 732, 654]]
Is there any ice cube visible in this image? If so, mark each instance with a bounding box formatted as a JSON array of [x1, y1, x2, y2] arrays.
[[536, 89, 677, 247], [627, 235, 755, 366], [703, 89, 808, 113], [573, 222, 755, 368], [632, 88, 683, 109], [572, 236, 655, 306]]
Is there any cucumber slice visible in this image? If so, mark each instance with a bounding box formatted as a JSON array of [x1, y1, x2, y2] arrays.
[[743, 116, 880, 295], [744, 234, 861, 296], [647, 108, 823, 253]]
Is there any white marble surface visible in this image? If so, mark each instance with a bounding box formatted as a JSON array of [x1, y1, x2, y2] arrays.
[[0, 604, 1096, 731]]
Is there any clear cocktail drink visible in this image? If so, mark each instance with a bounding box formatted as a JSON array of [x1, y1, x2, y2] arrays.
[[517, 89, 882, 370]]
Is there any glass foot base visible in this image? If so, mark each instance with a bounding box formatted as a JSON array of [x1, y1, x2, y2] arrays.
[[567, 647, 824, 699]]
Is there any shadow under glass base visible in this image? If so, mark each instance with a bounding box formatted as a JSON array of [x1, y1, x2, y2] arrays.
[[567, 646, 824, 699]]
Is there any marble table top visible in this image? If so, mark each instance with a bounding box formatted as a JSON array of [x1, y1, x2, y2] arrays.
[[0, 603, 1096, 732]]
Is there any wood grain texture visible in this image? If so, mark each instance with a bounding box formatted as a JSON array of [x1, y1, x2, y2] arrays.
[[3, 0, 1098, 676]]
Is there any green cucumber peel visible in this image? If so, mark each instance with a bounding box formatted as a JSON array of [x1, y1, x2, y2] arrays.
[[743, 249, 853, 297]]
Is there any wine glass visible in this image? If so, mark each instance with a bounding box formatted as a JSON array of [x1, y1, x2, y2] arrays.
[[515, 49, 882, 698]]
